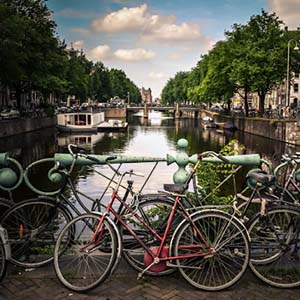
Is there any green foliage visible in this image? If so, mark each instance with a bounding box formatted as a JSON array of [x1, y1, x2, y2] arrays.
[[161, 10, 299, 114], [195, 140, 246, 205], [0, 0, 141, 106]]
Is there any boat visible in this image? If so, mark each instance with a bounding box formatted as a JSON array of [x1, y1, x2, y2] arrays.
[[57, 112, 105, 133], [216, 122, 237, 131], [202, 116, 216, 128], [97, 119, 128, 132]]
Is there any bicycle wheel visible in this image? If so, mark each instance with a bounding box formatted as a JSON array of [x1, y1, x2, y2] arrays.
[[122, 195, 183, 276], [248, 205, 300, 288], [54, 213, 118, 292], [172, 210, 249, 291], [0, 237, 7, 283], [0, 197, 13, 218], [1, 198, 71, 268]]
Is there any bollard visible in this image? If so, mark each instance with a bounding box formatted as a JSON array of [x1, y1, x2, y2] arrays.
[[166, 139, 198, 184]]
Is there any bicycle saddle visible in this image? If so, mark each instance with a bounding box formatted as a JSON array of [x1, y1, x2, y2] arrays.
[[247, 172, 275, 187], [163, 184, 187, 194]]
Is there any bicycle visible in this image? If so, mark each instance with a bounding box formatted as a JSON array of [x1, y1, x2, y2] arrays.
[[0, 145, 167, 268], [0, 225, 11, 283], [53, 154, 250, 292]]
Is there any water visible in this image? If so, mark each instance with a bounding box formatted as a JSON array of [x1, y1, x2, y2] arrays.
[[1, 111, 300, 202]]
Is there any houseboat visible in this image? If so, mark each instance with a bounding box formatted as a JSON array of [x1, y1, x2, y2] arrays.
[[57, 112, 105, 133]]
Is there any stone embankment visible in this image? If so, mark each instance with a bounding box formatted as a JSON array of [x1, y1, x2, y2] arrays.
[[201, 111, 300, 145], [0, 116, 56, 138]]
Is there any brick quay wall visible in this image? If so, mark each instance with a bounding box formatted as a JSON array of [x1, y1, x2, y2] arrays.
[[201, 110, 300, 145]]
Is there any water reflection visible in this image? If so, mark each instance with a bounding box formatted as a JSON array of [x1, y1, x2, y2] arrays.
[[1, 112, 300, 201]]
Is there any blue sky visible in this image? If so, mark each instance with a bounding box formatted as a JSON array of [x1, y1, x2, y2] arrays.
[[47, 0, 299, 98]]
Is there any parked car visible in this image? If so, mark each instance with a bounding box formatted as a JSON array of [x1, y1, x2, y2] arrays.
[[0, 109, 20, 120]]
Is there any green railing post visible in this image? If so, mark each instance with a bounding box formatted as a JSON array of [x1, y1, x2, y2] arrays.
[[166, 139, 197, 184]]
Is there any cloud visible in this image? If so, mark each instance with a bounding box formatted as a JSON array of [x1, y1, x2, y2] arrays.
[[72, 40, 84, 50], [87, 45, 113, 61], [90, 3, 208, 44], [149, 72, 168, 79], [86, 45, 155, 62], [269, 0, 300, 28], [114, 48, 156, 61], [142, 15, 202, 42], [91, 4, 148, 33]]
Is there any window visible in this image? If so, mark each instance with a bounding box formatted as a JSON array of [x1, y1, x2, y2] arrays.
[[294, 83, 299, 93]]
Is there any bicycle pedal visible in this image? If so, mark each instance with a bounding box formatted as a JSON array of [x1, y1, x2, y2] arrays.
[[137, 273, 143, 280]]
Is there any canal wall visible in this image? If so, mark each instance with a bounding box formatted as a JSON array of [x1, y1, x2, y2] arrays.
[[201, 110, 300, 145], [104, 107, 126, 119], [0, 116, 56, 138]]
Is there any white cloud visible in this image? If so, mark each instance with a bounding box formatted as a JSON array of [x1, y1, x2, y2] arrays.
[[72, 40, 84, 50], [87, 45, 113, 61], [114, 48, 156, 61], [269, 0, 300, 29], [90, 3, 208, 44], [142, 15, 202, 42], [91, 4, 148, 33], [149, 72, 168, 79]]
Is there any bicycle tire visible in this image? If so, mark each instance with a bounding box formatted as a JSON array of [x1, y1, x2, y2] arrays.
[[0, 237, 7, 283], [172, 210, 250, 291], [248, 205, 300, 288], [54, 213, 118, 292], [0, 197, 13, 218], [122, 195, 184, 276], [1, 198, 71, 268]]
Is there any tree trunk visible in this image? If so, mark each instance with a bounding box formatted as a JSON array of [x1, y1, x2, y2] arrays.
[[259, 92, 265, 115], [244, 88, 249, 117]]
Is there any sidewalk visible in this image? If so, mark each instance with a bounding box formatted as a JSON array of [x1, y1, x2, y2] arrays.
[[0, 260, 299, 300]]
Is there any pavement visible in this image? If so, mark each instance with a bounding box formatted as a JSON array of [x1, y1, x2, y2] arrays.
[[0, 260, 300, 300]]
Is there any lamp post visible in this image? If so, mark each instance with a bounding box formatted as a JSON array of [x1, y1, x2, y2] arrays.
[[127, 92, 130, 105], [286, 39, 299, 107]]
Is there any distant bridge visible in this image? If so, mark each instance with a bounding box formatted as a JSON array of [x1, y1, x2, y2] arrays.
[[126, 104, 201, 118]]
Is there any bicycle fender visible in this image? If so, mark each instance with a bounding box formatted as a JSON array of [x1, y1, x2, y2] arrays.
[[92, 212, 122, 274]]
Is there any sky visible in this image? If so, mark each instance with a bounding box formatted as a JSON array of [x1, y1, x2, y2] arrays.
[[47, 0, 300, 99]]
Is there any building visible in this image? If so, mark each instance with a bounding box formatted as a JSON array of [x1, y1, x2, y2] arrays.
[[140, 87, 152, 103]]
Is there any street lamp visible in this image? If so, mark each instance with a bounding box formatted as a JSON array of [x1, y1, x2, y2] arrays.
[[286, 39, 299, 107], [127, 92, 130, 105]]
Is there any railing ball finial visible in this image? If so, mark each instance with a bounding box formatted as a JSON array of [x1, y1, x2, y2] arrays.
[[167, 138, 198, 184]]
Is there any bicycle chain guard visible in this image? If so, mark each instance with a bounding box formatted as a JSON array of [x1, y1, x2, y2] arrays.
[[144, 246, 169, 272]]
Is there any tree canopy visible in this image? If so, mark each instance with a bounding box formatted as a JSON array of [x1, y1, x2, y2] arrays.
[[0, 0, 142, 107], [161, 10, 300, 115]]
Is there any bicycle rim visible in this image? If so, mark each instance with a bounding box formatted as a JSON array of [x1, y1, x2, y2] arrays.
[[173, 211, 249, 291], [54, 213, 118, 292], [1, 199, 71, 268], [248, 206, 300, 288]]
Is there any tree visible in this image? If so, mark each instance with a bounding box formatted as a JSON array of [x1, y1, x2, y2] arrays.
[[0, 0, 68, 107], [226, 10, 286, 115]]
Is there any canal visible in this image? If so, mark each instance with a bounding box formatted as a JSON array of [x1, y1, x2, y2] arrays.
[[1, 111, 300, 202]]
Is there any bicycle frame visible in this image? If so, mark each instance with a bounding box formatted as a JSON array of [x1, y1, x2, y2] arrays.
[[84, 188, 212, 266]]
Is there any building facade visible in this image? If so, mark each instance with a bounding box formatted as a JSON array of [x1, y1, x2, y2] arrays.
[[140, 87, 152, 103]]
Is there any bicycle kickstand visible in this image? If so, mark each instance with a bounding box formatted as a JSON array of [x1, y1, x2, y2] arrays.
[[137, 257, 160, 280]]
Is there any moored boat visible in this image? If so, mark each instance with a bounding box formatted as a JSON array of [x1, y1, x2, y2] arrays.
[[57, 112, 105, 133]]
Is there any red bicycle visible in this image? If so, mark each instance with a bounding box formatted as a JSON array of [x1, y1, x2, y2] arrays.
[[53, 157, 250, 292]]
